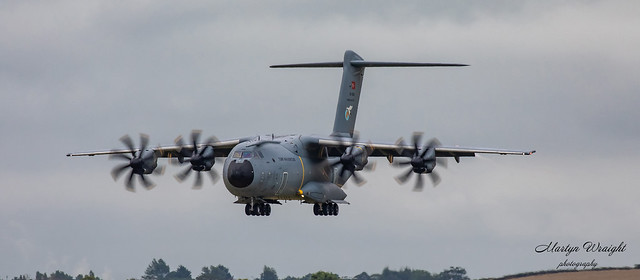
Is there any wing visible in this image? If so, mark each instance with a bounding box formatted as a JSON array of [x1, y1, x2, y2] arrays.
[[313, 136, 535, 162], [66, 138, 247, 158]]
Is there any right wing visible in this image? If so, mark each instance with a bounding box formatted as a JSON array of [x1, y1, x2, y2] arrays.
[[66, 137, 250, 158]]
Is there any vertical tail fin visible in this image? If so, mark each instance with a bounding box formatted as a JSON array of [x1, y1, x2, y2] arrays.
[[270, 50, 468, 138], [332, 50, 364, 137]]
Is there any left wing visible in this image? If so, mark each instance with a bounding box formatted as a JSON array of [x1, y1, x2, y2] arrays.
[[314, 136, 535, 162]]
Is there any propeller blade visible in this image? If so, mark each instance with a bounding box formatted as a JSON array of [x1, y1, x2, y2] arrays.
[[139, 174, 155, 190], [351, 131, 360, 142], [198, 145, 207, 157], [436, 158, 448, 169], [174, 135, 187, 164], [364, 140, 375, 155], [208, 169, 220, 185], [394, 168, 414, 185], [111, 163, 131, 181], [205, 136, 219, 145], [175, 166, 192, 182], [419, 147, 429, 158], [419, 137, 439, 157], [363, 161, 376, 172], [349, 132, 360, 154], [395, 137, 407, 155], [351, 172, 367, 186], [109, 154, 132, 162], [191, 130, 202, 154], [193, 172, 203, 189], [418, 138, 437, 158], [392, 158, 412, 167], [153, 165, 165, 175], [169, 157, 182, 166], [427, 138, 441, 148], [174, 135, 185, 152], [412, 132, 423, 153], [429, 171, 442, 187], [139, 134, 149, 152], [414, 173, 424, 191], [126, 170, 135, 191], [119, 135, 135, 154]]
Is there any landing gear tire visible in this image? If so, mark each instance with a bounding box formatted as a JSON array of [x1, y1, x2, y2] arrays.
[[245, 203, 271, 216], [264, 204, 271, 216], [314, 203, 339, 216]]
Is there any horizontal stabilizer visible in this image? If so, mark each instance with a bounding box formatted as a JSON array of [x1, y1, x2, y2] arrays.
[[270, 62, 343, 68], [270, 61, 468, 68], [350, 61, 468, 67]]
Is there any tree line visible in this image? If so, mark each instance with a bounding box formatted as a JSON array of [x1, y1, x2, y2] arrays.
[[9, 258, 470, 280]]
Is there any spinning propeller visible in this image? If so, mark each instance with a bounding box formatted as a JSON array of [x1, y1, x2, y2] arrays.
[[330, 133, 373, 186], [393, 132, 447, 191], [110, 134, 163, 192], [174, 130, 219, 189]]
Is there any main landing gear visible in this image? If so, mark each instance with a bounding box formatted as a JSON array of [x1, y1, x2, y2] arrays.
[[245, 203, 271, 216], [313, 202, 339, 216]]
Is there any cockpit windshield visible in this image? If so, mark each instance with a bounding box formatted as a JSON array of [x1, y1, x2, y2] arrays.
[[232, 151, 255, 159]]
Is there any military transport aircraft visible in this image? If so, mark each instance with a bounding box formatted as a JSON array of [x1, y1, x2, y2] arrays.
[[67, 50, 535, 217]]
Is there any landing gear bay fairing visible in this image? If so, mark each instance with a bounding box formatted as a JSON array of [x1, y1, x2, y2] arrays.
[[67, 50, 535, 217]]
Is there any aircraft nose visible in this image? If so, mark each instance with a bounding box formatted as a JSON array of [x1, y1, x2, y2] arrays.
[[227, 160, 254, 188]]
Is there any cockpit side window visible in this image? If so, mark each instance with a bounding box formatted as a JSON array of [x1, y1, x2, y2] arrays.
[[232, 151, 242, 158]]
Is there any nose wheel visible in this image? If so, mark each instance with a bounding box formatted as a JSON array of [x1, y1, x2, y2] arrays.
[[313, 203, 339, 216], [245, 203, 271, 216]]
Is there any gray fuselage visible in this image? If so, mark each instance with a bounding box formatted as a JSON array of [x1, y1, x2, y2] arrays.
[[222, 134, 335, 201]]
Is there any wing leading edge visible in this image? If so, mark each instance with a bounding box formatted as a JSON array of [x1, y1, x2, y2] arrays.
[[315, 136, 535, 160], [66, 138, 244, 158]]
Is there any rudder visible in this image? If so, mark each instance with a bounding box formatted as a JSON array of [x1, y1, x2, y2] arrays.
[[331, 50, 364, 137]]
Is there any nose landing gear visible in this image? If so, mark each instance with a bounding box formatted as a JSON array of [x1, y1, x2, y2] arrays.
[[245, 203, 271, 216], [313, 202, 339, 216]]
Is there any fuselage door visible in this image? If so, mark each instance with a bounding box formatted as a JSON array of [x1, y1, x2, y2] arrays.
[[276, 172, 288, 195]]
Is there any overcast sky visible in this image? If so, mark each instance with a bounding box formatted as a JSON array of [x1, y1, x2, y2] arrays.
[[1, 1, 639, 279]]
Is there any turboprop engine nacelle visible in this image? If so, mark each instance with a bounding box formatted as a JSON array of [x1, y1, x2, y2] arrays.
[[351, 144, 369, 171], [134, 149, 159, 174]]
